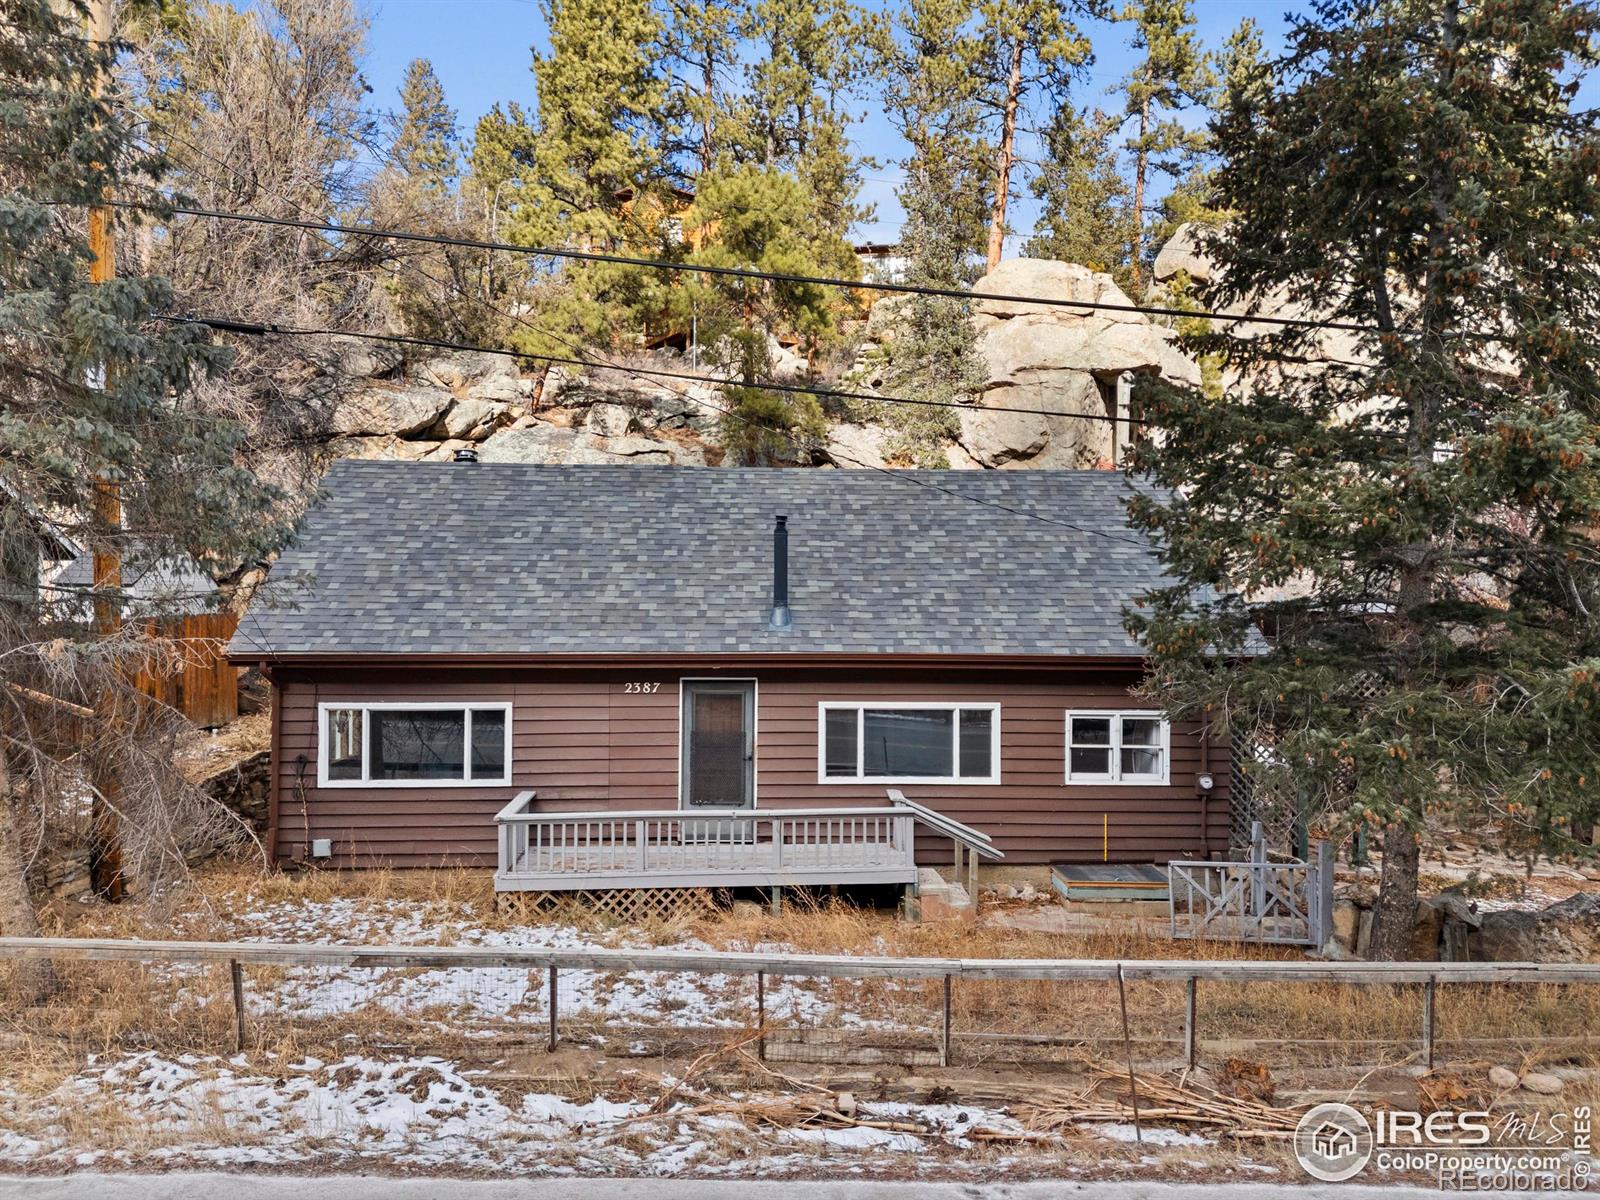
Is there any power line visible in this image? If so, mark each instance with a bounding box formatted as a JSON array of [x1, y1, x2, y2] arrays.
[[167, 314, 1147, 427], [115, 198, 1396, 336], [135, 142, 1159, 547], [163, 314, 1157, 548], [123, 141, 1142, 429]]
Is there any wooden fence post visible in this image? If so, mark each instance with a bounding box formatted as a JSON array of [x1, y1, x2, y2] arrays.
[[756, 972, 766, 1062], [1423, 977, 1437, 1070], [940, 973, 953, 1068], [1116, 964, 1143, 1145], [547, 965, 558, 1052], [230, 958, 246, 1053], [1184, 975, 1198, 1070]]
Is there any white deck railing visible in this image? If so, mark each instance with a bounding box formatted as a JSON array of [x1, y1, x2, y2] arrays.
[[493, 790, 1002, 893]]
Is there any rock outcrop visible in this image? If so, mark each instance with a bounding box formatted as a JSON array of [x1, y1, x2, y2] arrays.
[[320, 351, 716, 468], [312, 254, 1218, 474], [957, 258, 1200, 469]]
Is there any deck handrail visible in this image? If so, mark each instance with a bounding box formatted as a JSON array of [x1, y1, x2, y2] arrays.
[[496, 795, 1002, 855], [500, 804, 915, 824], [495, 790, 538, 822], [885, 789, 1004, 860]]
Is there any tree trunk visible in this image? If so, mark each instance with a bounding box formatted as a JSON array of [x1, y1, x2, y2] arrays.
[[984, 38, 1025, 272], [1368, 823, 1421, 961], [1131, 95, 1149, 291], [0, 754, 57, 1001], [700, 56, 715, 177]]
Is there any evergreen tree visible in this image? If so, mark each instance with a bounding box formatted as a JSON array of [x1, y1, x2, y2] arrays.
[[513, 0, 665, 252], [389, 58, 458, 199], [1113, 0, 1214, 287], [675, 164, 849, 464], [728, 0, 874, 240], [865, 0, 990, 465], [657, 0, 743, 180], [1, 0, 288, 932], [1127, 0, 1600, 959], [975, 0, 1092, 271], [1145, 17, 1269, 252], [505, 0, 675, 357], [369, 59, 483, 339], [1026, 105, 1133, 289]]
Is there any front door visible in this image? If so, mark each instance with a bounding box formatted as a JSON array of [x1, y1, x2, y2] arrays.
[[680, 680, 755, 809]]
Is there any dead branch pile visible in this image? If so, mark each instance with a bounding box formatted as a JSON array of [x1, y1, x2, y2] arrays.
[[990, 1062, 1307, 1142]]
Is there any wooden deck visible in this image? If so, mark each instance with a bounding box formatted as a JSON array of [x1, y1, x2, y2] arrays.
[[493, 791, 1001, 893]]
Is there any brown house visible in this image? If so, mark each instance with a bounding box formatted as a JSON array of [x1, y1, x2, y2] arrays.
[[230, 461, 1231, 895]]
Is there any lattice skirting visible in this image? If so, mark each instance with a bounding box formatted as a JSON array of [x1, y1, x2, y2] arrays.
[[496, 886, 730, 924]]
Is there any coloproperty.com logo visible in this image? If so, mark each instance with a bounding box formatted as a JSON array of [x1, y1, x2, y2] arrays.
[[1294, 1101, 1594, 1190]]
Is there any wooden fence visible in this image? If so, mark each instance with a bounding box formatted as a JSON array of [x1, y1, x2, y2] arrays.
[[2, 935, 1596, 1071], [132, 612, 239, 727]]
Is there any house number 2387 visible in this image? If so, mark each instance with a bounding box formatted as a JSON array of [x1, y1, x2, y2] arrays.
[[623, 682, 660, 693]]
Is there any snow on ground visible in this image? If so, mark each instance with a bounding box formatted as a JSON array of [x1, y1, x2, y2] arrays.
[[167, 895, 913, 1033], [0, 1051, 1050, 1177]]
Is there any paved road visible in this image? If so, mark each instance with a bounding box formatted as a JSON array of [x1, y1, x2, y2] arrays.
[[0, 1176, 1579, 1199]]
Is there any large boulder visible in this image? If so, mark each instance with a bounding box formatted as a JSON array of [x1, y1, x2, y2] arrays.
[[1471, 893, 1600, 963], [328, 434, 439, 461], [439, 396, 509, 440], [477, 422, 704, 466], [823, 423, 890, 469], [330, 386, 453, 437], [476, 423, 579, 464], [418, 353, 508, 390], [320, 335, 403, 380], [1152, 222, 1216, 286], [955, 258, 1200, 470], [583, 402, 637, 438]]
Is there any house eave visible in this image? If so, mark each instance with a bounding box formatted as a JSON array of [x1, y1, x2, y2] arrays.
[[231, 649, 1155, 672]]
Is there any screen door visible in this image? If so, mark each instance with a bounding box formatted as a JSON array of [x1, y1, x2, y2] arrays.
[[680, 681, 755, 809]]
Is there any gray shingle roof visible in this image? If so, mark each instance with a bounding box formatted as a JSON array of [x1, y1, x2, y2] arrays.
[[231, 462, 1184, 658], [53, 546, 219, 617]]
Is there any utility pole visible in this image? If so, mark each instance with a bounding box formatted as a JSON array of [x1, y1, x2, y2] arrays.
[[87, 0, 124, 902]]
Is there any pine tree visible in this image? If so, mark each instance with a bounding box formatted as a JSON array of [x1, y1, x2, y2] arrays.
[[390, 58, 458, 199], [675, 164, 848, 464], [727, 0, 874, 240], [975, 0, 1092, 271], [1, 0, 288, 934], [1127, 0, 1600, 959], [1113, 0, 1214, 288], [657, 0, 743, 180], [865, 0, 990, 465], [514, 0, 666, 252], [1146, 17, 1269, 253], [370, 59, 483, 339], [1026, 105, 1133, 289], [504, 0, 673, 357]]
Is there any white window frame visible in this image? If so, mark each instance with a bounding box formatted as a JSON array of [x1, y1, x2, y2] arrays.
[[1064, 710, 1171, 785], [816, 701, 1001, 786], [316, 701, 513, 789]]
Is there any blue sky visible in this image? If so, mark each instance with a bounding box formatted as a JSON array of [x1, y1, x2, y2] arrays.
[[356, 1, 1592, 249]]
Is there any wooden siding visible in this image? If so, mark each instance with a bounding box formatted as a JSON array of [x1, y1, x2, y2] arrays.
[[271, 665, 1229, 870]]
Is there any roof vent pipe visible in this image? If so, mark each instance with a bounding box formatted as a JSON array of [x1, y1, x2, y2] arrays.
[[454, 447, 479, 463], [768, 515, 792, 631]]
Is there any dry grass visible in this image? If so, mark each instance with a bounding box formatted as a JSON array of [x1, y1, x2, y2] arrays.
[[8, 861, 1600, 1084]]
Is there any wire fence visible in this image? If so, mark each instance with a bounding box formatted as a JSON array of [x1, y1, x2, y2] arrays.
[[4, 937, 1600, 1075]]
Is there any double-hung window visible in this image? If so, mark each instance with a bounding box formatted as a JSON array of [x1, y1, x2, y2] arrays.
[[318, 702, 511, 787], [819, 702, 1000, 784], [1065, 711, 1169, 784]]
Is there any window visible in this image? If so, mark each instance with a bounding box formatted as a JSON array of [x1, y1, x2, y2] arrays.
[[1065, 711, 1169, 784], [317, 703, 511, 787], [818, 703, 999, 784]]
